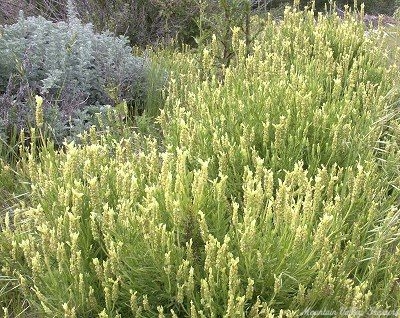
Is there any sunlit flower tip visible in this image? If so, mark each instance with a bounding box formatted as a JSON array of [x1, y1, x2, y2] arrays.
[[274, 274, 282, 293], [34, 95, 44, 127], [163, 251, 172, 275], [190, 300, 197, 317], [112, 278, 120, 301], [130, 291, 138, 313], [98, 309, 108, 318], [142, 295, 150, 311], [246, 278, 254, 299], [157, 305, 165, 316], [187, 266, 195, 293], [35, 95, 43, 108]]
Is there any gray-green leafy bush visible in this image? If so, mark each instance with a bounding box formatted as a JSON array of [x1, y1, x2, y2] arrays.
[[0, 8, 148, 144]]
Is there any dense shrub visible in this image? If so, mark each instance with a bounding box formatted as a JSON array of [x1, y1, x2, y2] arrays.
[[1, 6, 399, 317], [0, 7, 148, 144]]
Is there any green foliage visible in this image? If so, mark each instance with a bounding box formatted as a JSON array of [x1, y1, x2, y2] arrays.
[[1, 5, 400, 317], [0, 8, 149, 145], [162, 7, 395, 180], [195, 0, 254, 66]]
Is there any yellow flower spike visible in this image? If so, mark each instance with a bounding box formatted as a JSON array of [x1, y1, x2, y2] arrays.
[[90, 211, 101, 241], [202, 48, 213, 72], [1, 211, 12, 235], [313, 214, 334, 250], [186, 239, 194, 264], [111, 277, 120, 302], [104, 286, 112, 312], [88, 125, 97, 144], [200, 279, 212, 309], [293, 224, 308, 249], [159, 150, 173, 191], [206, 266, 215, 297], [198, 211, 209, 241], [163, 251, 172, 275], [246, 278, 254, 300], [350, 164, 365, 203], [71, 186, 84, 204], [98, 309, 109, 318], [272, 116, 287, 154], [234, 296, 246, 315], [129, 290, 138, 314], [31, 251, 43, 278], [93, 258, 103, 281], [231, 200, 239, 228], [240, 218, 256, 253], [203, 235, 218, 276], [78, 273, 85, 295], [18, 274, 28, 295], [171, 309, 179, 318], [102, 203, 116, 233], [176, 283, 184, 304], [295, 283, 306, 306], [216, 235, 230, 272], [88, 286, 97, 308], [18, 128, 26, 148], [142, 294, 150, 311], [187, 266, 195, 296], [56, 241, 66, 267], [157, 306, 165, 318], [192, 159, 210, 207], [190, 301, 198, 318], [40, 302, 53, 316], [10, 240, 18, 261], [34, 95, 44, 128], [176, 259, 189, 283], [228, 257, 240, 294], [273, 273, 282, 295], [70, 250, 82, 278]]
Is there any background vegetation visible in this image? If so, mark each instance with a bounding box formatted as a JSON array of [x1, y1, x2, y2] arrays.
[[1, 0, 399, 46]]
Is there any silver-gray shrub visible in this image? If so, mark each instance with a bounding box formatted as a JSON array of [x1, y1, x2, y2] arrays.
[[0, 10, 148, 143]]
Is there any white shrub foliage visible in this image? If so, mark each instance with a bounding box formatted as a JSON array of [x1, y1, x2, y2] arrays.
[[0, 9, 148, 141]]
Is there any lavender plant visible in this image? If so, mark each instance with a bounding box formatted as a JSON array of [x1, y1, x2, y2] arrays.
[[1, 4, 399, 318]]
